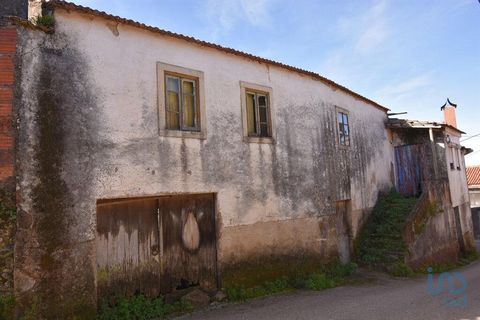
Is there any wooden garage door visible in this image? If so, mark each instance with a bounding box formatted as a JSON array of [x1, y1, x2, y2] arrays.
[[96, 198, 161, 298], [96, 194, 217, 299], [160, 194, 217, 292]]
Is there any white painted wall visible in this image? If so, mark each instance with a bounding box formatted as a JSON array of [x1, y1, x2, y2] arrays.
[[53, 9, 394, 249]]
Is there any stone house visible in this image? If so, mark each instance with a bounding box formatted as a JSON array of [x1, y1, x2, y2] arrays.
[[387, 99, 474, 268], [0, 0, 474, 317]]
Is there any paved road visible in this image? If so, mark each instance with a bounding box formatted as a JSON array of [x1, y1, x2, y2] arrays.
[[177, 261, 480, 320]]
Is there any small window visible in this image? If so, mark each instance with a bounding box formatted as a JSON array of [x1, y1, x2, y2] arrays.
[[165, 75, 198, 131], [246, 91, 270, 137], [450, 147, 455, 170], [338, 111, 350, 146], [240, 81, 274, 143], [157, 62, 206, 139]]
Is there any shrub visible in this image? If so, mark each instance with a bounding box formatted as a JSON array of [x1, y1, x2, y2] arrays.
[[390, 261, 414, 277], [96, 294, 191, 320], [31, 15, 55, 28]]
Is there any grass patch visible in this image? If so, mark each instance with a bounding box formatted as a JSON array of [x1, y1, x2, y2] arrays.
[[389, 261, 414, 277], [96, 294, 192, 320], [224, 261, 358, 302], [355, 191, 417, 273]]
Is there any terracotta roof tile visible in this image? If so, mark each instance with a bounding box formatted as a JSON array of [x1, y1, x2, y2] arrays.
[[46, 0, 389, 112], [467, 166, 480, 186]]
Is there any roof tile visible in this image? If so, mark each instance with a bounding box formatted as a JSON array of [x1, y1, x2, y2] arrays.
[[467, 166, 480, 186]]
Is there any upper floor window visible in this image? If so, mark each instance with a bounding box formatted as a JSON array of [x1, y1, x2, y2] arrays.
[[246, 91, 270, 137], [338, 111, 350, 146], [157, 62, 206, 139], [165, 75, 198, 131], [240, 81, 274, 144]]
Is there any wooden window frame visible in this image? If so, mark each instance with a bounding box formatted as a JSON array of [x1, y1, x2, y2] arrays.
[[336, 107, 351, 147], [157, 62, 206, 139], [240, 81, 275, 144]]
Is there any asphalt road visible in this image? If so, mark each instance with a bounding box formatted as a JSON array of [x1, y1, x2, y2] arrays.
[[177, 260, 480, 320]]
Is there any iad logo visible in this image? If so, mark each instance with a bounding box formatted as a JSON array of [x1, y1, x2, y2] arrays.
[[427, 267, 468, 308]]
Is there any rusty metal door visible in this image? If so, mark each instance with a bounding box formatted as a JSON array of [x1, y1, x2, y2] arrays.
[[96, 198, 161, 298], [160, 194, 217, 292]]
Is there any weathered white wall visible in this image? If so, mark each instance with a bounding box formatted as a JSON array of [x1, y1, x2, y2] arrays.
[[50, 9, 394, 262]]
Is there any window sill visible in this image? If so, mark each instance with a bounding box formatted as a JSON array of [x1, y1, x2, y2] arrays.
[[244, 136, 275, 144], [160, 129, 206, 140]]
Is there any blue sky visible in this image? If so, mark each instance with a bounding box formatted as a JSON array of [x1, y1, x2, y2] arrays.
[[74, 0, 480, 164]]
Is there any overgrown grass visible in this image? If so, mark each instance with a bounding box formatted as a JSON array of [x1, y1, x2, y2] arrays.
[[96, 295, 192, 320], [355, 191, 417, 271], [224, 262, 358, 302]]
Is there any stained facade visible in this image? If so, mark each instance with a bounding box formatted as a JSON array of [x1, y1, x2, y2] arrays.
[[0, 1, 474, 317]]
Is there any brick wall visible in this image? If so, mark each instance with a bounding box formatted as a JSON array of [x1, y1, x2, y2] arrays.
[[0, 27, 16, 182]]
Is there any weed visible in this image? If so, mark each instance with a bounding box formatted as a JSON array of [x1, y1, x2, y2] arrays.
[[305, 273, 335, 290], [96, 294, 192, 320], [224, 262, 358, 301], [390, 261, 414, 277], [31, 15, 55, 28]]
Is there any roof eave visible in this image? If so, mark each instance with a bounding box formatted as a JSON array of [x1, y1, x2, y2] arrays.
[[46, 0, 390, 113]]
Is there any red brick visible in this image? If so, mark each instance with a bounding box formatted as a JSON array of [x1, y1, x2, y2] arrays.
[[0, 104, 12, 117], [0, 70, 14, 85], [0, 29, 16, 36], [0, 165, 13, 180], [0, 87, 13, 103], [0, 115, 12, 134], [0, 56, 13, 70], [0, 136, 13, 147], [0, 149, 13, 164], [0, 44, 16, 54]]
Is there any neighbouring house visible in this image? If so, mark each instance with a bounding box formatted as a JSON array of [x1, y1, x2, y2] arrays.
[[0, 0, 474, 317], [387, 99, 475, 268], [467, 166, 480, 239]]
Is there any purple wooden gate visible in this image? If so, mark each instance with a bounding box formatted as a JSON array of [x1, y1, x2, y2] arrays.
[[394, 144, 425, 196]]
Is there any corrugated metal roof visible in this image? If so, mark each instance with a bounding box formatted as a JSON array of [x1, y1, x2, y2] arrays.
[[46, 0, 390, 112], [467, 166, 480, 187]]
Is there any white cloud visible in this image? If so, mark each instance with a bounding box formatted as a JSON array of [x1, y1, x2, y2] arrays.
[[201, 0, 273, 39], [354, 0, 388, 53], [376, 72, 433, 98], [318, 0, 391, 86]]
